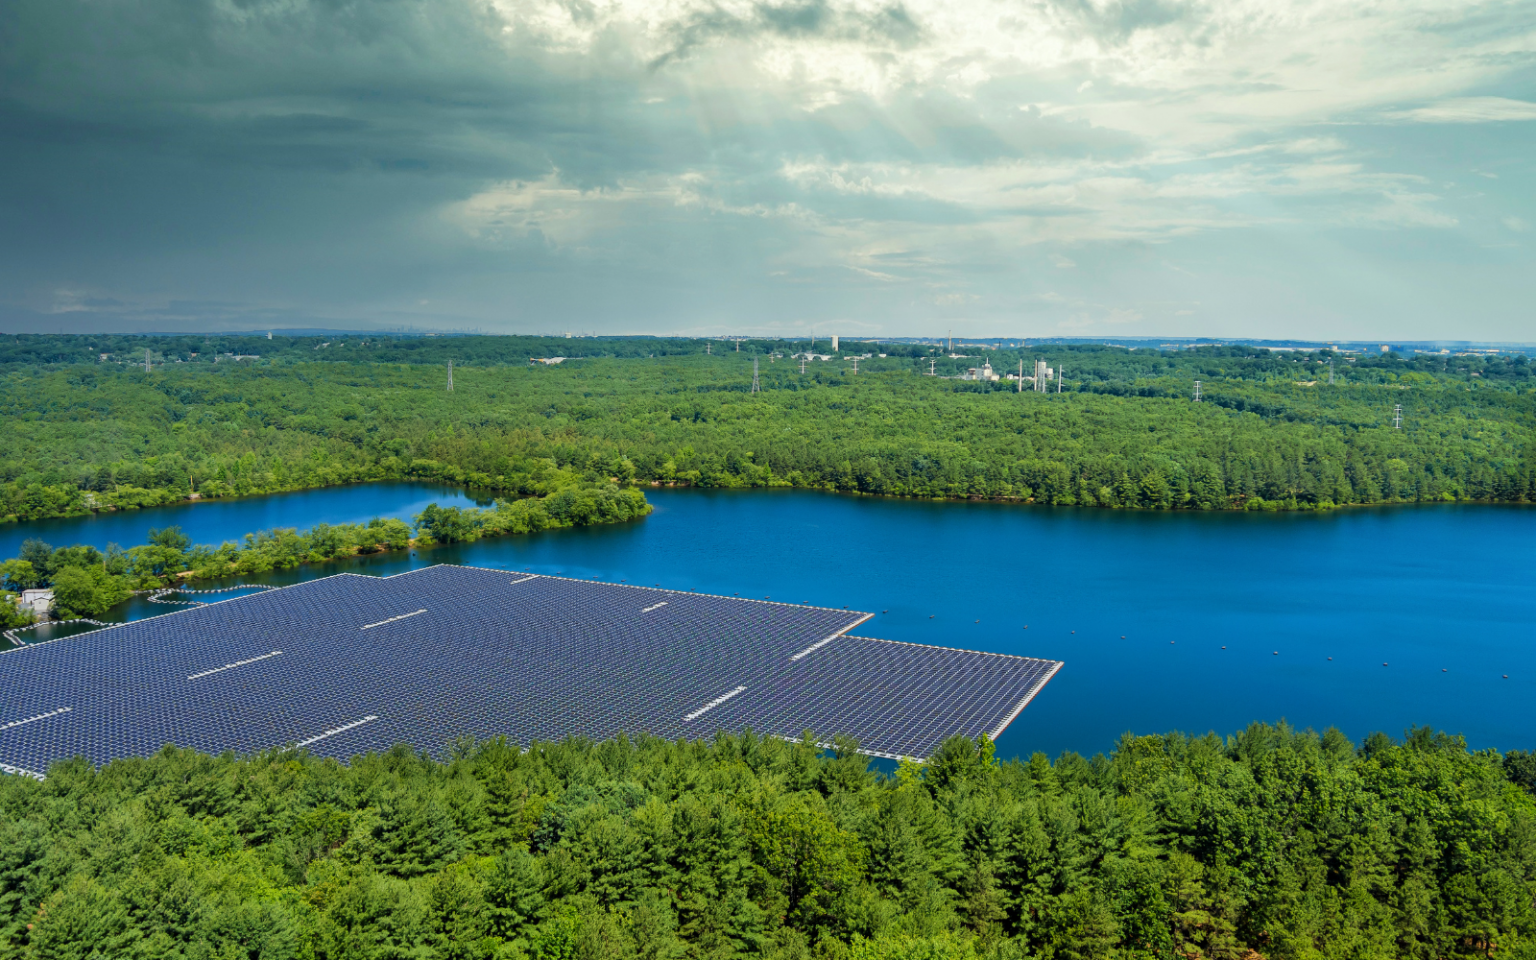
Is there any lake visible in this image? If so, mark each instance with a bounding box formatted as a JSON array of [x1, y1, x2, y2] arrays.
[[6, 484, 1533, 761]]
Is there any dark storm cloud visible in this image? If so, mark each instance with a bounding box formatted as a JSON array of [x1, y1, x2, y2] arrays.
[[0, 0, 1531, 338], [652, 0, 924, 68]]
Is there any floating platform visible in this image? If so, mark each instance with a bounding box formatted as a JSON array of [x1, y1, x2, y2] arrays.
[[0, 565, 1061, 775]]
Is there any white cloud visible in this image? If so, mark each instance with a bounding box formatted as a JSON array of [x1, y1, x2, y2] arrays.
[[1505, 216, 1531, 232], [1390, 97, 1536, 123]]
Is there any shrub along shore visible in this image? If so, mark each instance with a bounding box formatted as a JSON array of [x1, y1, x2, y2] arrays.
[[0, 482, 650, 624]]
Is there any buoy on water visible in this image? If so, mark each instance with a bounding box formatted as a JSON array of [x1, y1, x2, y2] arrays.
[[975, 620, 980, 624]]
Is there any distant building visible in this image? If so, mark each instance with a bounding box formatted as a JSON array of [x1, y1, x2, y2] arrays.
[[831, 336, 839, 351], [530, 357, 567, 365], [961, 362, 1000, 382], [18, 590, 52, 617]]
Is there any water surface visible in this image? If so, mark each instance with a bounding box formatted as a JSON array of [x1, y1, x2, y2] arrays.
[[8, 486, 1533, 760]]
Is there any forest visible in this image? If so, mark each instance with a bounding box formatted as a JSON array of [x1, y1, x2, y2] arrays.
[[2, 335, 1532, 522], [0, 723, 1532, 959]]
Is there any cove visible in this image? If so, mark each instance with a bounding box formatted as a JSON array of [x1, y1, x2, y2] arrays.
[[0, 481, 490, 560], [8, 484, 1535, 761]]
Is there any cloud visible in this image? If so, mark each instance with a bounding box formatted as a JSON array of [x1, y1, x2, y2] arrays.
[[0, 0, 1533, 337], [1390, 98, 1536, 123]]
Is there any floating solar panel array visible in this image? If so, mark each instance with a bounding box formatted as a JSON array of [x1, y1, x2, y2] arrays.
[[0, 565, 1062, 775]]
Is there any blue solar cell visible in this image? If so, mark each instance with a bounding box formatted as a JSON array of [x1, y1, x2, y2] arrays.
[[0, 565, 1061, 772]]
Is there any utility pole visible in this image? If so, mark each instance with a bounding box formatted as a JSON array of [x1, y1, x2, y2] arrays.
[[1393, 404, 1402, 429], [1194, 380, 1202, 402], [447, 360, 453, 392], [751, 356, 761, 394]]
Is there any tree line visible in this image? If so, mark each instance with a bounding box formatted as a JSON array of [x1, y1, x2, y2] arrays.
[[0, 723, 1532, 958]]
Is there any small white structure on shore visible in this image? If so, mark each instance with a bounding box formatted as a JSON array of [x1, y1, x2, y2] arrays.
[[17, 590, 52, 617]]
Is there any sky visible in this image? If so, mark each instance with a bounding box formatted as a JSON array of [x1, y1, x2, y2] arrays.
[[1, 0, 1533, 341]]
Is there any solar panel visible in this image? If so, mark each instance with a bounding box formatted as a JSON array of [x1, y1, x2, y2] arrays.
[[0, 565, 1062, 772]]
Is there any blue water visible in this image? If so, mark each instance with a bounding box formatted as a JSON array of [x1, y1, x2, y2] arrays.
[[8, 485, 1534, 760], [0, 482, 490, 560]]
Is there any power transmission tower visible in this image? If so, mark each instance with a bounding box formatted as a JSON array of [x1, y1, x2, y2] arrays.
[[1393, 404, 1402, 429], [144, 348, 151, 373], [1329, 359, 1334, 385], [751, 356, 760, 394], [447, 360, 454, 392], [707, 342, 711, 355], [850, 357, 860, 375], [1058, 365, 1063, 393], [799, 355, 807, 374], [1018, 359, 1023, 392], [928, 358, 937, 376], [735, 340, 740, 352], [1193, 380, 1202, 402]]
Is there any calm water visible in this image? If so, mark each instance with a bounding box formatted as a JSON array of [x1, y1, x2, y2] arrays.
[[0, 482, 490, 560], [7, 485, 1534, 760]]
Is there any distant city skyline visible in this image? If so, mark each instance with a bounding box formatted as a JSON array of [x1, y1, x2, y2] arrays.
[[2, 0, 1533, 340]]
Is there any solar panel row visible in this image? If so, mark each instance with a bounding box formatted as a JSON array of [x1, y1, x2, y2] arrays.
[[0, 564, 1062, 771]]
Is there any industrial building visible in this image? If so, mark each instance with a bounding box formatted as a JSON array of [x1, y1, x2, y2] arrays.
[[0, 566, 1061, 775]]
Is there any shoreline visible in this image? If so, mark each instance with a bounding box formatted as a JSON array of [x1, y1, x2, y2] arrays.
[[4, 473, 1528, 528]]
